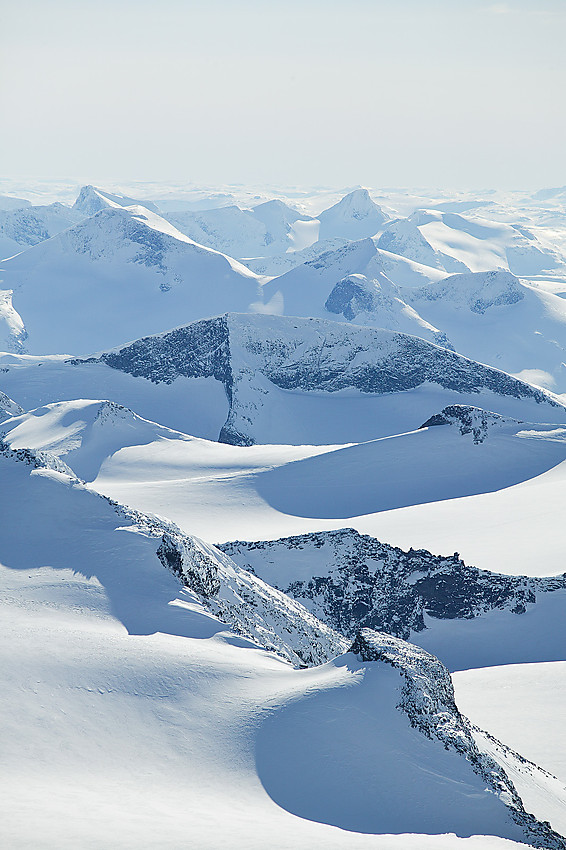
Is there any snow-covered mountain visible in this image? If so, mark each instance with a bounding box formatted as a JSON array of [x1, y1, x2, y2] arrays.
[[221, 523, 566, 671], [377, 209, 565, 277], [0, 202, 83, 259], [73, 184, 160, 215], [262, 238, 446, 316], [2, 314, 563, 447], [317, 188, 389, 241], [323, 269, 566, 393], [95, 313, 565, 446], [3, 399, 565, 569], [0, 207, 261, 354], [165, 198, 314, 259]]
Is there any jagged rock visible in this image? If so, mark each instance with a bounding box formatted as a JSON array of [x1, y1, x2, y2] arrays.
[[219, 528, 565, 641], [350, 630, 566, 849], [420, 404, 518, 443]]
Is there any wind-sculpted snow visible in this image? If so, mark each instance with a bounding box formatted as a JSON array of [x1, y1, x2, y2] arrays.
[[0, 441, 345, 668], [350, 630, 566, 849], [219, 528, 566, 667], [95, 313, 561, 446]]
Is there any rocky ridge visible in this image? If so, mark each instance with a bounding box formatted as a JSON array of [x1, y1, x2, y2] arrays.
[[351, 630, 565, 849], [96, 312, 560, 446], [219, 528, 566, 641]]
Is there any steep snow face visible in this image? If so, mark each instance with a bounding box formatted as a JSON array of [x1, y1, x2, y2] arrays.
[[317, 189, 389, 241], [0, 202, 84, 259], [94, 313, 564, 446], [257, 628, 565, 845], [1, 207, 261, 354], [220, 526, 566, 672], [73, 184, 159, 215], [379, 209, 564, 277]]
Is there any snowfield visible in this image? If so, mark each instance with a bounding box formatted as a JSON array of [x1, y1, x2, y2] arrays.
[[2, 180, 566, 849]]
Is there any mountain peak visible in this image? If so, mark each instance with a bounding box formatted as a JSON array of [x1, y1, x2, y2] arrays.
[[73, 185, 159, 216], [318, 189, 388, 241]]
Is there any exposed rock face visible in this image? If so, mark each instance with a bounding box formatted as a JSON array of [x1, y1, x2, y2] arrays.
[[325, 274, 378, 320], [155, 531, 348, 668], [350, 630, 566, 849], [101, 315, 233, 389], [219, 528, 566, 641], [0, 437, 76, 476], [0, 391, 24, 422], [94, 313, 559, 445], [420, 404, 516, 443]]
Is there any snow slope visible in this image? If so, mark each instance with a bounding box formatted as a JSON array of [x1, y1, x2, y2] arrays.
[[164, 198, 314, 259], [407, 270, 566, 393], [3, 445, 559, 848], [262, 238, 446, 316], [267, 266, 566, 394], [3, 398, 566, 589], [4, 314, 561, 448], [377, 210, 565, 277], [0, 207, 261, 353], [453, 662, 566, 784]]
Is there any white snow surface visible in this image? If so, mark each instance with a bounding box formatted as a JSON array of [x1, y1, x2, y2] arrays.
[[0, 206, 261, 354], [1, 447, 549, 849]]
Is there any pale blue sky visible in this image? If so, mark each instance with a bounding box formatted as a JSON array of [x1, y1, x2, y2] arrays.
[[2, 0, 565, 188]]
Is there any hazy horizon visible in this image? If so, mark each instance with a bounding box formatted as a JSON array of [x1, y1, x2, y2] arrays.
[[2, 0, 565, 191]]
